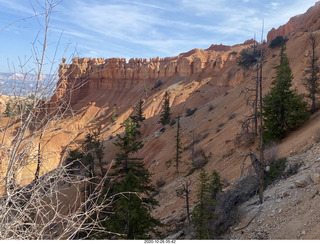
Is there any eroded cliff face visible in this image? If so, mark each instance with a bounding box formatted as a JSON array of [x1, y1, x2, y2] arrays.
[[51, 41, 255, 107], [267, 1, 320, 42]]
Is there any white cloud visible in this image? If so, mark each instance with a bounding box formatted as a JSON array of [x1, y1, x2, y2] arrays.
[[53, 0, 320, 60], [0, 0, 34, 15], [129, 1, 167, 10], [267, 1, 281, 10], [68, 2, 161, 40]]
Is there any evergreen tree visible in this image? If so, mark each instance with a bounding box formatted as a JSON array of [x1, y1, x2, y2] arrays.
[[159, 91, 171, 125], [263, 45, 309, 143], [192, 169, 221, 239], [111, 105, 117, 122], [66, 131, 106, 177], [3, 102, 12, 117], [131, 99, 145, 125], [303, 34, 320, 113], [107, 118, 161, 239], [65, 131, 111, 239], [209, 170, 223, 199]]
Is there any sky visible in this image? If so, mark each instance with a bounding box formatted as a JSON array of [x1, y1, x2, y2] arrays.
[[0, 0, 319, 74]]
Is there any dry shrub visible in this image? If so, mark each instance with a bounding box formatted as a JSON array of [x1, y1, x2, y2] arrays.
[[216, 122, 225, 133], [314, 129, 320, 142], [0, 165, 113, 239], [192, 158, 206, 168], [156, 178, 165, 188], [228, 113, 236, 120], [193, 148, 204, 159], [234, 131, 256, 148], [183, 132, 209, 152], [264, 142, 279, 166], [209, 175, 259, 237], [185, 108, 197, 117]]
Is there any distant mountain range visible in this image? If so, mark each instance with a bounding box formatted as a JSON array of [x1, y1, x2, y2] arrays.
[[0, 72, 57, 96]]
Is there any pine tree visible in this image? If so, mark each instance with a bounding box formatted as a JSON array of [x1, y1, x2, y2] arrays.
[[65, 131, 111, 239], [263, 45, 309, 143], [303, 34, 320, 113], [107, 118, 161, 239], [131, 99, 145, 125], [111, 105, 117, 122], [66, 130, 106, 177], [3, 102, 12, 117], [209, 170, 223, 199], [191, 169, 221, 239], [159, 91, 171, 125]]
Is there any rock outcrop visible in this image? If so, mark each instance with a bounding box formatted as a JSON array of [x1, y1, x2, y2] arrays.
[[267, 1, 320, 42], [51, 41, 253, 107]]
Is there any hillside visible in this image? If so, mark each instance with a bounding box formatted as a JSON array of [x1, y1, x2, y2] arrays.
[[1, 1, 320, 240]]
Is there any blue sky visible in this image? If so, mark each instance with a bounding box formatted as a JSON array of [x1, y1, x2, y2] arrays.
[[0, 0, 318, 73]]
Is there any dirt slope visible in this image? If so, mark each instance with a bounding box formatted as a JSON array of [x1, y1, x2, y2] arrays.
[[224, 141, 320, 240]]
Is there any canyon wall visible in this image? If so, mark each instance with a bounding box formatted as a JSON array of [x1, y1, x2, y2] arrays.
[[50, 45, 244, 107], [50, 39, 265, 109], [51, 55, 202, 106]]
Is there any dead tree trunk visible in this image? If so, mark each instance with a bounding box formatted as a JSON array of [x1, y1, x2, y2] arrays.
[[258, 21, 265, 204], [34, 142, 41, 183], [182, 180, 191, 225]]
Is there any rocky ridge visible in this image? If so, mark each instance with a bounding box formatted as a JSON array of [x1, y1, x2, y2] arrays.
[[50, 41, 255, 107], [267, 1, 320, 41]]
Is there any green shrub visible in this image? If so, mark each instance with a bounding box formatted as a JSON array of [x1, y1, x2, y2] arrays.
[[269, 35, 288, 48], [264, 157, 286, 188], [185, 107, 197, 117], [237, 47, 259, 68]]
